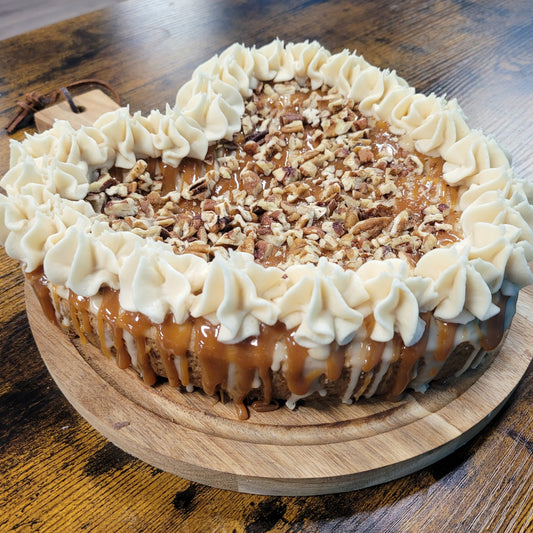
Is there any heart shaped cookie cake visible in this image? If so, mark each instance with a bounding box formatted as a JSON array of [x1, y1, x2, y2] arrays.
[[2, 40, 533, 419]]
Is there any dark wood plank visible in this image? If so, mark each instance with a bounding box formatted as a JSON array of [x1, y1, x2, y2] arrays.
[[1, 0, 532, 531], [0, 0, 123, 40]]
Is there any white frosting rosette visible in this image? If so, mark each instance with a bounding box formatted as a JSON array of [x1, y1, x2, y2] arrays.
[[1, 39, 532, 358]]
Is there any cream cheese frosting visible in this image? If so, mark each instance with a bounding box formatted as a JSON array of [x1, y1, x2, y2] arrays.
[[1, 39, 533, 354]]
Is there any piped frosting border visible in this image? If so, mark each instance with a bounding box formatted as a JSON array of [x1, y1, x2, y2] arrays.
[[1, 40, 533, 351]]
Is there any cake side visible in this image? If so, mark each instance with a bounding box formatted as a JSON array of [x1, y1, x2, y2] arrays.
[[27, 268, 514, 419]]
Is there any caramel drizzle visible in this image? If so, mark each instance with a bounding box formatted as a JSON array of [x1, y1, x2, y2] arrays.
[[389, 313, 432, 397], [480, 295, 509, 351], [156, 315, 193, 388], [97, 289, 131, 370], [192, 319, 281, 420], [361, 316, 386, 373], [26, 270, 511, 419], [116, 307, 156, 386], [434, 320, 460, 362], [26, 268, 58, 326], [68, 290, 91, 345]]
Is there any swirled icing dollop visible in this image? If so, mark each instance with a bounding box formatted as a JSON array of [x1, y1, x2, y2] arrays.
[[148, 106, 208, 166], [279, 41, 331, 88], [0, 39, 532, 353], [191, 252, 284, 342], [175, 74, 244, 141], [194, 43, 259, 97], [93, 107, 160, 168], [415, 247, 499, 323], [0, 186, 93, 272], [442, 130, 511, 186], [44, 220, 121, 295], [357, 259, 435, 345], [254, 39, 286, 80], [278, 258, 367, 349], [1, 156, 47, 195], [118, 240, 208, 324], [320, 50, 370, 95]]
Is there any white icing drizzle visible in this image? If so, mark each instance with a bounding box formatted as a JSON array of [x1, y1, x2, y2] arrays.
[[1, 39, 532, 356]]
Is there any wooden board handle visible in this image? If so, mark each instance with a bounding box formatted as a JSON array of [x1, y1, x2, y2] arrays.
[[34, 89, 121, 132]]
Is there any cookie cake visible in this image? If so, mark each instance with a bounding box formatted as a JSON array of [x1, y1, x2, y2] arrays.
[[1, 40, 532, 420]]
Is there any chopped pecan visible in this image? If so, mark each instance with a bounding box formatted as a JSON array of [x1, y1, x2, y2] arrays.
[[86, 192, 106, 213], [182, 177, 213, 200], [89, 173, 116, 193], [243, 140, 259, 154], [303, 225, 325, 237], [185, 242, 211, 254], [272, 166, 300, 185], [350, 216, 393, 238], [345, 209, 359, 229], [319, 234, 338, 251], [240, 169, 263, 196], [245, 129, 268, 143], [358, 147, 374, 164], [105, 183, 128, 197], [124, 160, 148, 183], [281, 120, 304, 134], [255, 160, 275, 176], [300, 161, 318, 178], [332, 221, 346, 237], [390, 209, 411, 236], [237, 232, 256, 254], [254, 240, 275, 260], [219, 166, 233, 180], [355, 117, 368, 130], [288, 135, 303, 151], [202, 198, 217, 211], [281, 113, 305, 125], [104, 198, 138, 218], [422, 233, 438, 253], [326, 198, 338, 216]]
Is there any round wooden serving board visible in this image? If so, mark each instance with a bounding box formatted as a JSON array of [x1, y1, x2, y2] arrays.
[[25, 282, 533, 496]]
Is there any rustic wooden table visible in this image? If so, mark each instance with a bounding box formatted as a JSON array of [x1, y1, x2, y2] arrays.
[[1, 0, 532, 531]]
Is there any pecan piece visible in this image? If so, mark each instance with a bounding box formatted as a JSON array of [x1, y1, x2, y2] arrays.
[[202, 198, 217, 211], [332, 221, 346, 237], [302, 226, 326, 238], [86, 192, 106, 213], [354, 117, 368, 130], [240, 169, 263, 196], [104, 198, 138, 218], [237, 232, 256, 254], [182, 177, 213, 200], [300, 161, 318, 178], [124, 160, 148, 183], [272, 166, 300, 185], [245, 129, 268, 143], [281, 120, 304, 134], [254, 240, 275, 261], [349, 216, 393, 238], [281, 113, 305, 125], [358, 147, 374, 164], [390, 209, 411, 236], [89, 173, 116, 193]]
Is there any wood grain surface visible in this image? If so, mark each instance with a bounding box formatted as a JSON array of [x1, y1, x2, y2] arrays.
[[1, 0, 533, 531]]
